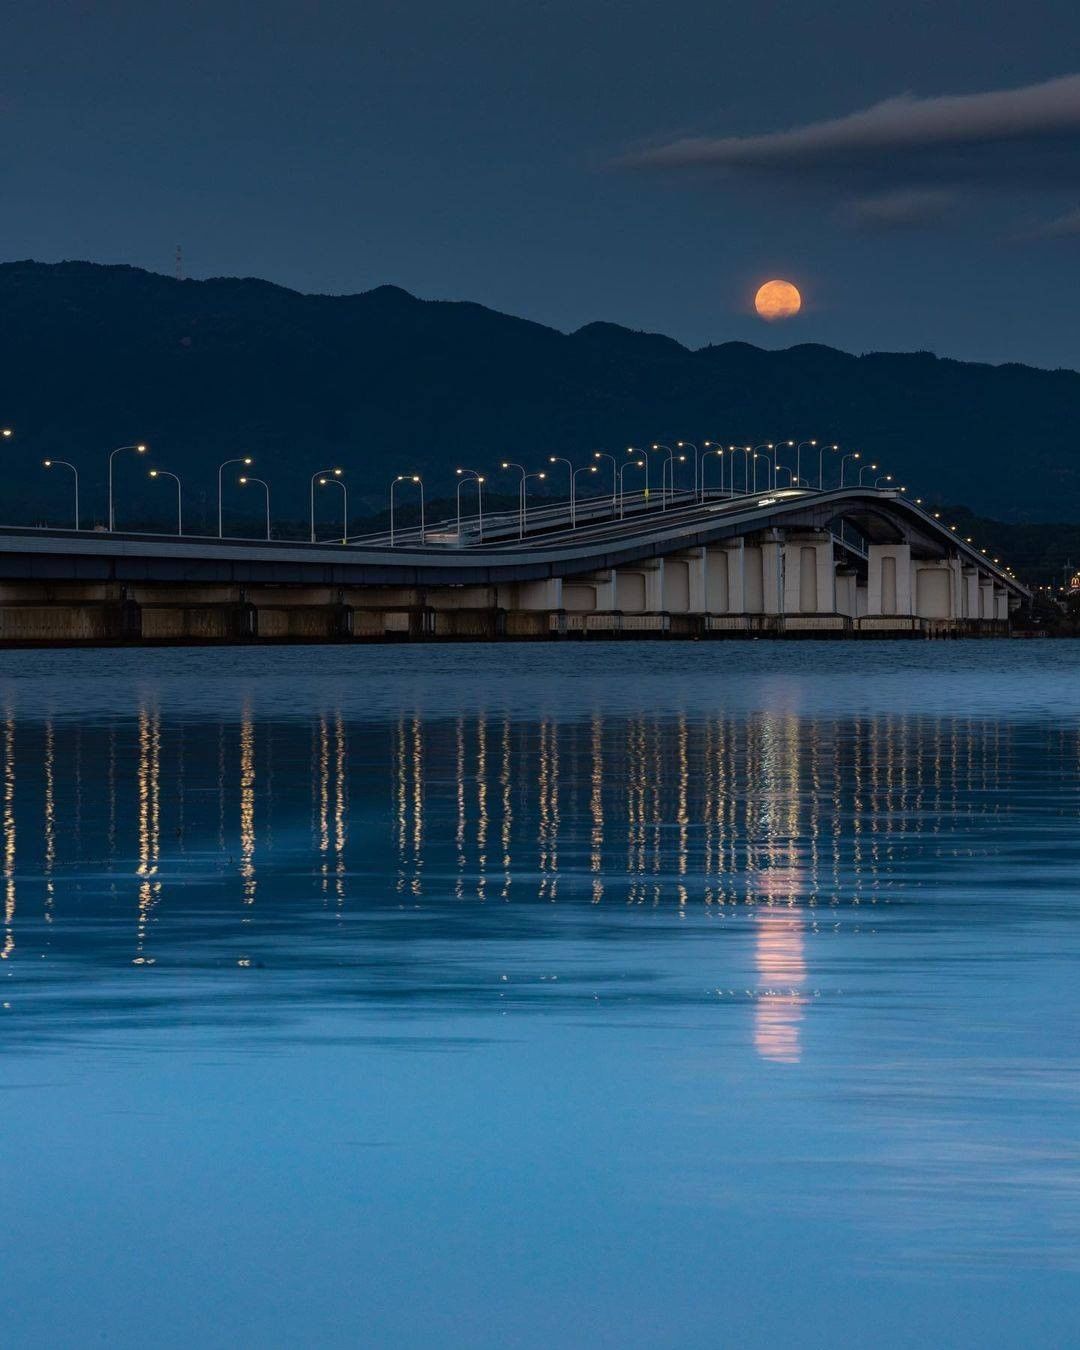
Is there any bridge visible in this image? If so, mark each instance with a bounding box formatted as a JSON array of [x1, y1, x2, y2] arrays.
[[0, 486, 1029, 643]]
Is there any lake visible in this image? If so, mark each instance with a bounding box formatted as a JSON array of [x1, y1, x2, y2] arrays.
[[2, 642, 1079, 1348]]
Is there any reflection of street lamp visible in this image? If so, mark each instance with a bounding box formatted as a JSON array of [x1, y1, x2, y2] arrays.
[[238, 475, 270, 540], [43, 459, 79, 530], [218, 456, 253, 537], [108, 443, 148, 531], [148, 468, 182, 535]]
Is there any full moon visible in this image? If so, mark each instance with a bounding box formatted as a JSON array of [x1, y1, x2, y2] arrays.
[[755, 279, 802, 321]]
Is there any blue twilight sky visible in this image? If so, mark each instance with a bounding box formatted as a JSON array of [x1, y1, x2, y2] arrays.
[[5, 0, 1080, 368]]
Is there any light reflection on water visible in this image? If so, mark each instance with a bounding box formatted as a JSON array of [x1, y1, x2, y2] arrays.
[[1, 644, 1079, 1348]]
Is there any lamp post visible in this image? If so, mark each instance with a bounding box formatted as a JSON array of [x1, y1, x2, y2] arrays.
[[626, 446, 659, 505], [238, 475, 271, 540], [573, 464, 598, 524], [521, 471, 546, 535], [701, 447, 725, 497], [310, 468, 342, 542], [319, 475, 348, 543], [43, 459, 79, 530], [389, 475, 424, 546], [218, 456, 253, 537], [858, 462, 880, 486], [772, 440, 794, 487], [776, 465, 795, 487], [592, 452, 618, 515], [794, 440, 816, 487], [500, 461, 527, 539], [751, 444, 775, 491], [839, 451, 861, 486], [108, 443, 148, 531], [818, 443, 839, 489], [734, 445, 752, 494], [549, 456, 577, 528], [618, 459, 644, 518], [455, 468, 484, 541], [148, 468, 182, 535], [660, 451, 686, 508], [676, 441, 699, 499], [875, 474, 894, 488]]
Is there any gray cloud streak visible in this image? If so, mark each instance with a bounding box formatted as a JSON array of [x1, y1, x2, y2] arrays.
[[625, 74, 1080, 170]]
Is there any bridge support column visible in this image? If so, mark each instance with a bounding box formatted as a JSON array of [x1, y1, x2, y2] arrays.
[[517, 577, 563, 610], [979, 575, 995, 620], [782, 532, 835, 614], [995, 584, 1009, 621], [761, 532, 785, 615], [914, 561, 953, 619], [720, 542, 745, 613], [961, 567, 980, 620], [834, 567, 858, 617], [614, 561, 663, 613], [867, 543, 912, 615]]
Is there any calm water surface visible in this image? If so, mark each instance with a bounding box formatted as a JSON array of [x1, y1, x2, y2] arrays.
[[2, 642, 1080, 1348]]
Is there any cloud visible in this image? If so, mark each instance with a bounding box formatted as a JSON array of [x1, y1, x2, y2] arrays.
[[1022, 207, 1080, 239], [846, 187, 958, 231], [624, 73, 1080, 172]]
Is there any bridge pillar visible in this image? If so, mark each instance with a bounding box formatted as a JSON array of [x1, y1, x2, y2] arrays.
[[914, 561, 952, 619], [782, 532, 835, 614], [834, 566, 858, 617], [994, 584, 1009, 621], [867, 543, 912, 615], [517, 577, 563, 610], [717, 542, 745, 613], [614, 561, 663, 613], [961, 567, 980, 620], [979, 575, 996, 620]]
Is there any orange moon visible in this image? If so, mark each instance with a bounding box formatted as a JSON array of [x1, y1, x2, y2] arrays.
[[755, 279, 802, 321]]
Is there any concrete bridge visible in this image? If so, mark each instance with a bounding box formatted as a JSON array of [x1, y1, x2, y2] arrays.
[[0, 487, 1029, 644]]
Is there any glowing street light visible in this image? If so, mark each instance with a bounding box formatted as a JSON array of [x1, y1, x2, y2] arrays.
[[701, 445, 726, 497], [501, 461, 528, 539], [218, 456, 253, 537], [521, 471, 546, 535], [148, 468, 182, 535], [310, 467, 342, 542], [107, 443, 148, 531], [839, 451, 861, 487], [875, 474, 894, 488], [319, 474, 348, 544], [1, 429, 12, 439], [751, 444, 775, 491], [390, 474, 424, 547], [858, 462, 880, 485], [592, 452, 619, 515], [660, 450, 686, 508], [455, 468, 484, 541], [618, 459, 644, 518], [549, 456, 578, 528], [676, 441, 700, 499], [238, 475, 271, 540], [816, 443, 839, 490], [572, 464, 599, 526], [43, 459, 79, 530]]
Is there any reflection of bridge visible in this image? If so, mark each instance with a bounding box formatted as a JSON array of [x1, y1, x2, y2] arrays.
[[0, 486, 1029, 643]]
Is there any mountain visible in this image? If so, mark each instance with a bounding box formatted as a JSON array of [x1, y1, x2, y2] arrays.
[[2, 258, 1079, 532]]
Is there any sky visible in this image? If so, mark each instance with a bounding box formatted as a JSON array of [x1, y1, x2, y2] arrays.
[[5, 0, 1080, 368]]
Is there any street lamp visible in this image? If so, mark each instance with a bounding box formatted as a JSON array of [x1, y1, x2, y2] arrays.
[[701, 446, 725, 497], [875, 474, 894, 488], [310, 467, 342, 542], [521, 471, 546, 535], [573, 464, 599, 525], [817, 443, 839, 490], [319, 475, 348, 544], [501, 461, 528, 539], [676, 441, 700, 499], [839, 451, 861, 486], [388, 475, 421, 548], [858, 462, 880, 486], [456, 468, 484, 541], [148, 468, 182, 535], [618, 459, 644, 519], [772, 440, 795, 486], [626, 446, 660, 505], [592, 452, 619, 515], [218, 456, 253, 537], [794, 440, 816, 486], [108, 443, 148, 531], [549, 456, 578, 528], [660, 451, 686, 508], [238, 475, 271, 540], [43, 460, 79, 530], [751, 444, 775, 491]]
